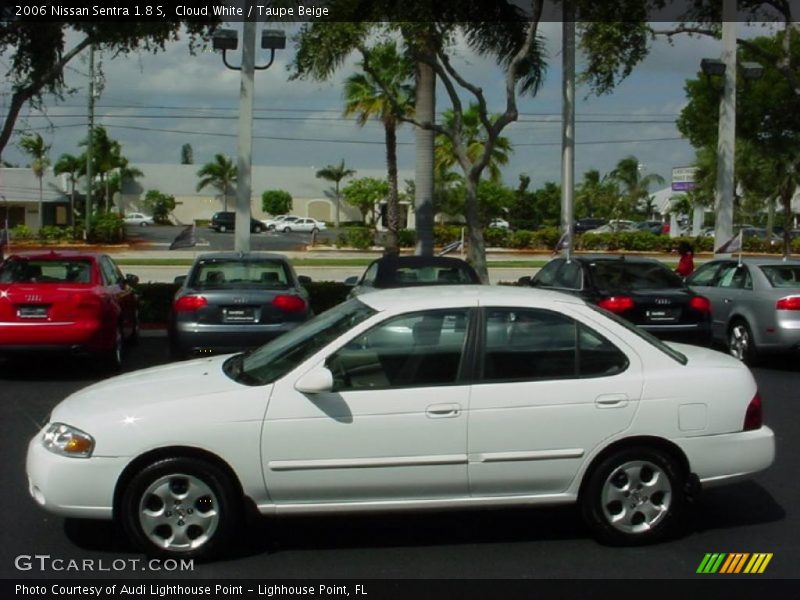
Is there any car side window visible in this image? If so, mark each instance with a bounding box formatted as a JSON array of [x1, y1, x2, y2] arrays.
[[718, 264, 751, 290], [553, 260, 582, 290], [532, 259, 562, 287], [326, 309, 469, 391], [361, 262, 379, 286], [481, 308, 627, 382], [99, 257, 119, 286]]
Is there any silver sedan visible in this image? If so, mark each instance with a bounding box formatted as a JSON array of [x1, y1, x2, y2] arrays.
[[687, 257, 800, 363]]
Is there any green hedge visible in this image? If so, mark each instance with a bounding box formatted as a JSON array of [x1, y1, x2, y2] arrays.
[[134, 281, 351, 324]]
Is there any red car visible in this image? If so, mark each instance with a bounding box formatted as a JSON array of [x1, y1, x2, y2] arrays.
[[0, 251, 139, 369]]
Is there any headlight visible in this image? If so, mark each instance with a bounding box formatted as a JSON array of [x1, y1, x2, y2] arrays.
[[42, 423, 94, 458]]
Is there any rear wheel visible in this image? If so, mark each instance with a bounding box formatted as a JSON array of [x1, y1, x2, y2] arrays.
[[580, 447, 686, 545], [728, 319, 758, 365], [103, 325, 124, 371], [219, 225, 227, 233], [283, 226, 291, 233], [120, 457, 241, 559], [253, 225, 262, 233]]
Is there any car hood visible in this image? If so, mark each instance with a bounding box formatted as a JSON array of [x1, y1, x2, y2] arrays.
[[667, 342, 744, 370], [51, 355, 244, 422]]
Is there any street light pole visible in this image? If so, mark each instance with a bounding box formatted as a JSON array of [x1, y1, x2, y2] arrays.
[[235, 15, 256, 254], [560, 2, 575, 260], [85, 43, 95, 236], [714, 0, 737, 254]]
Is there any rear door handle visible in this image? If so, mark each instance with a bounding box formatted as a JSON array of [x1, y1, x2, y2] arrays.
[[426, 403, 462, 418], [595, 394, 629, 408]]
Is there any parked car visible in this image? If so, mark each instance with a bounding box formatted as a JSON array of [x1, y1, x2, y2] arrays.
[[262, 215, 301, 231], [279, 217, 326, 233], [574, 217, 607, 233], [488, 218, 510, 230], [686, 257, 800, 363], [0, 251, 139, 369], [209, 212, 265, 233], [635, 220, 665, 235], [583, 220, 638, 234], [345, 255, 481, 297], [123, 212, 155, 227], [168, 252, 311, 359], [26, 285, 774, 559], [521, 256, 712, 346]]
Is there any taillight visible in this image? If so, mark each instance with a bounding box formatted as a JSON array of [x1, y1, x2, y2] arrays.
[[598, 296, 634, 312], [744, 392, 763, 431], [174, 295, 207, 312], [776, 296, 800, 311], [73, 293, 102, 314], [272, 294, 306, 313], [689, 296, 711, 313]]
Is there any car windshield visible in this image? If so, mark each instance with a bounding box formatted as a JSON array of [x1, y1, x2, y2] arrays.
[[760, 265, 800, 288], [189, 259, 292, 289], [589, 261, 685, 292], [587, 304, 688, 365], [228, 298, 377, 385], [0, 258, 92, 284], [383, 265, 477, 287]]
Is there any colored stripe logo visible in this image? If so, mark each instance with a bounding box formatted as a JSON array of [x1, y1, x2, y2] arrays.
[[697, 553, 773, 574]]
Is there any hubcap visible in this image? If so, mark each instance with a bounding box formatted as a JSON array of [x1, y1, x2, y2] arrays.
[[601, 460, 672, 534], [138, 474, 219, 552], [729, 325, 749, 361]]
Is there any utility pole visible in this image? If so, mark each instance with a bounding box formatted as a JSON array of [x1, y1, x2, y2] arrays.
[[713, 0, 737, 254], [234, 15, 256, 254], [560, 2, 575, 259], [85, 43, 95, 235]]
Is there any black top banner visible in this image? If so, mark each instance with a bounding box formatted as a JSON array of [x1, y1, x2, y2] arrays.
[[2, 0, 799, 23]]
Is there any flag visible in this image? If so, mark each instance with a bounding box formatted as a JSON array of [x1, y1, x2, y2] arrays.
[[553, 230, 571, 255], [169, 223, 197, 250], [715, 230, 742, 254], [437, 240, 462, 257]]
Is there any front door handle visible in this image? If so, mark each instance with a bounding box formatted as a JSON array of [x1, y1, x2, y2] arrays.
[[595, 394, 629, 408], [426, 403, 462, 418]]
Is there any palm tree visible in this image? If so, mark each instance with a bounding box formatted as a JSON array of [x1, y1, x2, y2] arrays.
[[609, 156, 665, 220], [18, 133, 50, 229], [315, 159, 356, 229], [79, 127, 123, 212], [435, 104, 512, 184], [107, 157, 144, 213], [343, 42, 414, 254], [53, 153, 82, 226], [196, 154, 237, 212]]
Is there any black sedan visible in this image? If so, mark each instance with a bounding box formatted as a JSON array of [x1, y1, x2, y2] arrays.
[[168, 252, 312, 359], [520, 256, 712, 346], [345, 255, 482, 297]]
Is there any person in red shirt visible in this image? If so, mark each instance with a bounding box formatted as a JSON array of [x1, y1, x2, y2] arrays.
[[675, 241, 695, 277]]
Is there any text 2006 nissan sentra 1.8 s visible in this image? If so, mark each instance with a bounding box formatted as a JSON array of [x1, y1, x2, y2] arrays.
[[26, 286, 775, 559]]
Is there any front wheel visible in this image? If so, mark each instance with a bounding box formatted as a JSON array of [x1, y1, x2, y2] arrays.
[[580, 447, 686, 545], [253, 225, 262, 234], [120, 457, 240, 559], [218, 225, 227, 233], [283, 226, 291, 233]]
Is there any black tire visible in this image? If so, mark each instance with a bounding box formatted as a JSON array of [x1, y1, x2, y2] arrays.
[[253, 225, 262, 234], [120, 457, 241, 560], [311, 227, 319, 234], [219, 225, 227, 233], [283, 226, 291, 233], [580, 446, 686, 546], [140, 222, 148, 227], [102, 325, 124, 372], [128, 309, 140, 347], [728, 319, 759, 365]]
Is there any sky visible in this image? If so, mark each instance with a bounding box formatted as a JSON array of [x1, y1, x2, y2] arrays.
[[0, 20, 770, 193]]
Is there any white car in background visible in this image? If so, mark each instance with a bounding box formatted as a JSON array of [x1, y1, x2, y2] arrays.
[[261, 215, 300, 231], [26, 286, 773, 559], [281, 217, 326, 233], [123, 212, 155, 227]]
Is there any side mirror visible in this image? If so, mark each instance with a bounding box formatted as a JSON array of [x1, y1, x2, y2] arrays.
[[124, 274, 139, 286], [294, 367, 334, 394], [517, 275, 532, 287], [344, 276, 359, 287], [174, 275, 187, 286], [298, 275, 312, 285]]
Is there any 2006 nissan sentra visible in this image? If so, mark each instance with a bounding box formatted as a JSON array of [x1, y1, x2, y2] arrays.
[[26, 286, 774, 559]]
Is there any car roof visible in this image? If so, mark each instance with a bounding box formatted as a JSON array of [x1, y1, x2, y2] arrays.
[[191, 251, 289, 263], [704, 257, 800, 266], [372, 255, 475, 268], [562, 255, 664, 266], [357, 285, 586, 312], [6, 250, 101, 261]]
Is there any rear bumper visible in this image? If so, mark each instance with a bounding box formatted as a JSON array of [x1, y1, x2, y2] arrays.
[[0, 321, 110, 354], [170, 321, 302, 355], [641, 323, 713, 346]]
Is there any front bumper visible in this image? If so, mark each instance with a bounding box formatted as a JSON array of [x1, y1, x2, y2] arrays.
[[26, 433, 127, 519], [674, 426, 775, 488]]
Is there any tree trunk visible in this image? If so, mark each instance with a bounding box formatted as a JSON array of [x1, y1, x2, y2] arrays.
[[464, 174, 489, 283], [385, 121, 400, 256], [334, 182, 341, 229], [414, 60, 435, 256], [781, 183, 793, 257], [38, 176, 43, 230]]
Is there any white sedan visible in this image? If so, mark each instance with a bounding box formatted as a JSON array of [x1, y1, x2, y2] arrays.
[[123, 212, 155, 227], [26, 286, 774, 559], [261, 215, 300, 231], [280, 217, 326, 233]]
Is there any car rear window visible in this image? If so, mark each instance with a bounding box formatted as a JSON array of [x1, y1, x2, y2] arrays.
[[760, 265, 800, 288], [189, 259, 291, 288], [386, 265, 478, 286], [0, 258, 92, 283], [589, 261, 685, 291]]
